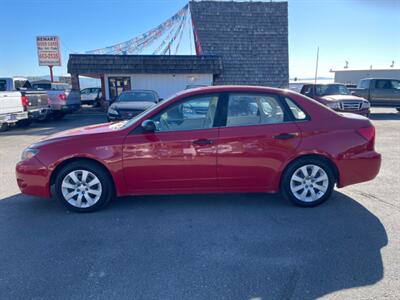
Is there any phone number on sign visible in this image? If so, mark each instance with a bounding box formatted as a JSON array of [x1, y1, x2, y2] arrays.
[[39, 53, 60, 59]]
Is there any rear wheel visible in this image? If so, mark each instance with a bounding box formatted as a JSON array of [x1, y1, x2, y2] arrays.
[[17, 119, 33, 128], [281, 157, 335, 207], [54, 161, 114, 212], [53, 112, 66, 120], [0, 123, 9, 132]]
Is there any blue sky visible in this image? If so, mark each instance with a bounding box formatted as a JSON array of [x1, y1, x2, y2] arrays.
[[0, 0, 398, 78]]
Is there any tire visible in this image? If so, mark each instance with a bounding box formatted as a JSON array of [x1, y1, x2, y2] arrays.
[[17, 119, 33, 128], [281, 157, 335, 207], [54, 161, 114, 212], [53, 112, 66, 120], [0, 123, 9, 132]]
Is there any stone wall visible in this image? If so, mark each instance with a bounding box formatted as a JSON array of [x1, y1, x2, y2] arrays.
[[190, 1, 288, 87]]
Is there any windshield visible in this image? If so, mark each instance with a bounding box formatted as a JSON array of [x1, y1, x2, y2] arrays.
[[118, 93, 177, 129], [315, 84, 350, 96], [117, 91, 156, 102]]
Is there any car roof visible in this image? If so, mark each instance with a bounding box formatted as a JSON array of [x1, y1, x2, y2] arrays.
[[176, 85, 289, 96]]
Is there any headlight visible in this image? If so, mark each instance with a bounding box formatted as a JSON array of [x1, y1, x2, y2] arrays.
[[108, 107, 118, 115], [361, 101, 371, 109], [21, 148, 39, 161], [326, 102, 340, 109]]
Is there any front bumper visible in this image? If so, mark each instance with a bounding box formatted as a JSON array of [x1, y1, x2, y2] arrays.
[[16, 157, 51, 198], [107, 111, 142, 121], [336, 150, 381, 188]]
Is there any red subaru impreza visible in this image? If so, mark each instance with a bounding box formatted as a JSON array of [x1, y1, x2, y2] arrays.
[[16, 86, 381, 212]]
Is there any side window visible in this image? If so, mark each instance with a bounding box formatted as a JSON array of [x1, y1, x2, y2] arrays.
[[285, 98, 307, 120], [391, 80, 400, 90], [359, 80, 370, 89], [226, 94, 285, 127], [302, 85, 313, 96], [151, 95, 218, 132], [375, 80, 392, 89]]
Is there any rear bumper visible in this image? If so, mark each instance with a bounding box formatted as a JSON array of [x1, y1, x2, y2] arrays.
[[28, 108, 52, 119], [50, 104, 81, 113], [336, 150, 381, 188], [0, 112, 28, 123], [16, 157, 51, 198]]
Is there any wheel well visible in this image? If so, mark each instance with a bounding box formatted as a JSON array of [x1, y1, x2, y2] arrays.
[[280, 154, 340, 186], [49, 157, 115, 188]]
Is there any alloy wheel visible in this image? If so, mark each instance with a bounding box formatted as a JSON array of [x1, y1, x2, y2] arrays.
[[61, 170, 102, 208], [289, 164, 329, 203]]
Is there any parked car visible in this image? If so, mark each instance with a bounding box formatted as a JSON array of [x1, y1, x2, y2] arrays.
[[349, 78, 400, 111], [107, 90, 159, 121], [80, 87, 102, 106], [16, 86, 381, 212], [31, 80, 81, 120], [0, 77, 50, 124], [0, 90, 29, 132], [297, 83, 370, 117]]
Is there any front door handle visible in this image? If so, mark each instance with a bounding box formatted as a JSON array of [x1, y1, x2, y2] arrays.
[[192, 139, 214, 145], [273, 133, 298, 140]]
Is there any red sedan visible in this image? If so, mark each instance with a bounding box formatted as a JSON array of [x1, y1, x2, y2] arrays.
[[16, 86, 381, 212]]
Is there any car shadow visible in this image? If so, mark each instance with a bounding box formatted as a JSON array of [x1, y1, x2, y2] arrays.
[[0, 113, 107, 137], [0, 192, 387, 299], [370, 111, 400, 121]]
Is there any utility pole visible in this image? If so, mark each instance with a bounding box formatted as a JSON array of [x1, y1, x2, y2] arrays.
[[314, 47, 319, 84]]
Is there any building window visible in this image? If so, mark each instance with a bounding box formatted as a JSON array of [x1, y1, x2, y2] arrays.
[[108, 77, 131, 100]]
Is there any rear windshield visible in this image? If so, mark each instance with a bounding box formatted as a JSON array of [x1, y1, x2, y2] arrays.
[[117, 91, 156, 102]]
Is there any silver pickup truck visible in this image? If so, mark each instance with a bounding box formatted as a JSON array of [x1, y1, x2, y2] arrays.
[[349, 78, 400, 111]]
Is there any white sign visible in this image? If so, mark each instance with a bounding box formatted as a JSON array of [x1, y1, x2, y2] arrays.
[[36, 36, 61, 66]]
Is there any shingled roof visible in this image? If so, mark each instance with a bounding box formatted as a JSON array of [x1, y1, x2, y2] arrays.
[[68, 54, 223, 76], [190, 1, 288, 87]]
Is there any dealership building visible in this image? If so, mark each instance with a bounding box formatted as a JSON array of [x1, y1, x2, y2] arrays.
[[67, 1, 289, 100]]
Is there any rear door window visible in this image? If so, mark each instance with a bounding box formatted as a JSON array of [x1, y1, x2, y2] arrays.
[[226, 93, 286, 127], [375, 80, 392, 89]]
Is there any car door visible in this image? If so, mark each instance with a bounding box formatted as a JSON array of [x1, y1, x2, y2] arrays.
[[216, 92, 303, 192], [122, 93, 220, 193], [371, 79, 400, 105]]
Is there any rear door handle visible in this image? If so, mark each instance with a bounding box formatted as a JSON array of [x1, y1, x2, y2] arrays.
[[192, 139, 214, 145], [273, 133, 298, 140]]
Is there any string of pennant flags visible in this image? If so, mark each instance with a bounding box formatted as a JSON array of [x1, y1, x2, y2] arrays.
[[86, 4, 191, 55]]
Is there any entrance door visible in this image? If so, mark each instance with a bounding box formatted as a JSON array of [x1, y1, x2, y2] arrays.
[[108, 77, 131, 101], [123, 94, 220, 194]]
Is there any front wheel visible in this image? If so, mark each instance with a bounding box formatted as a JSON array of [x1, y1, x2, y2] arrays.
[[54, 161, 114, 212], [281, 158, 335, 207]]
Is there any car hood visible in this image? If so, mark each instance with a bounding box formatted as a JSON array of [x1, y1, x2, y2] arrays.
[[319, 95, 367, 102], [111, 101, 156, 110], [33, 122, 125, 147]]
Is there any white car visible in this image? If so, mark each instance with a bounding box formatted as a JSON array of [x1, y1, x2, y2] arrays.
[[80, 88, 102, 106]]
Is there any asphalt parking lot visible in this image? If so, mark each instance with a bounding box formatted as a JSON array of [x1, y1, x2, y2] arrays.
[[0, 108, 399, 299]]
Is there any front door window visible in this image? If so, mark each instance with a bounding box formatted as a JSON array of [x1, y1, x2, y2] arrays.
[[108, 77, 131, 100]]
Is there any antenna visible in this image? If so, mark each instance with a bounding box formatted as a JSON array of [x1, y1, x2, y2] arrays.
[[390, 60, 395, 68], [344, 61, 349, 69]]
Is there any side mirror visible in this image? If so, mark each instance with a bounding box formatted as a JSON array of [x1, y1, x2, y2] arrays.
[[141, 120, 156, 132], [159, 98, 164, 102]]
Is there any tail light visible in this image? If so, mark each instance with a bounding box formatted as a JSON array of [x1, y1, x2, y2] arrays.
[[58, 94, 66, 101], [357, 126, 375, 148], [21, 96, 28, 110]]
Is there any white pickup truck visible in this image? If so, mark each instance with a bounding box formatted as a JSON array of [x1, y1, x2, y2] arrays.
[[0, 89, 29, 131], [0, 77, 50, 126]]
